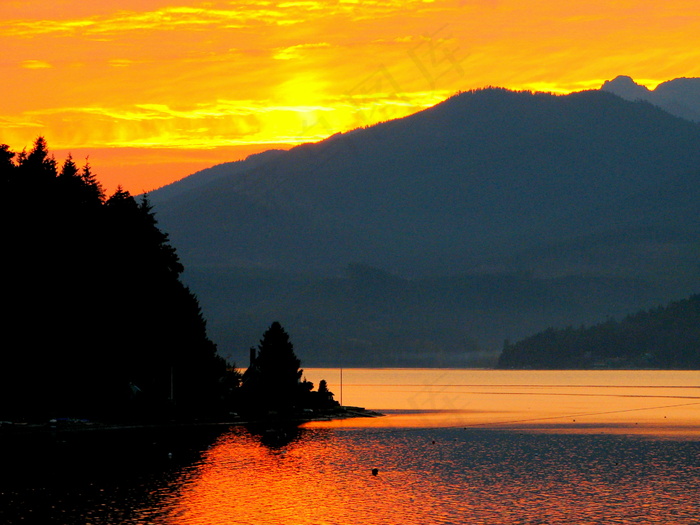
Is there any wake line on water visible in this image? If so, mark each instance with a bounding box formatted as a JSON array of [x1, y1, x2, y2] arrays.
[[345, 384, 699, 389], [386, 389, 700, 400], [464, 400, 700, 429], [340, 401, 700, 437]]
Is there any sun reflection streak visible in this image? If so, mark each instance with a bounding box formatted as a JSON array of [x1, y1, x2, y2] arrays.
[[132, 410, 700, 525], [147, 425, 453, 525]]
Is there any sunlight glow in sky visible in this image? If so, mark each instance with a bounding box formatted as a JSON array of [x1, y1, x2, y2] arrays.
[[2, 0, 700, 193]]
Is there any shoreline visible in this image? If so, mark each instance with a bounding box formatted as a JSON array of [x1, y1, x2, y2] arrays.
[[0, 406, 383, 436]]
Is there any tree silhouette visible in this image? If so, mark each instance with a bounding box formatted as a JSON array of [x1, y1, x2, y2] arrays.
[[240, 322, 339, 415], [242, 322, 310, 414], [0, 138, 230, 421]]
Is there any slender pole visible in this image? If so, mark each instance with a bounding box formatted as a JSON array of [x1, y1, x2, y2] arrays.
[[340, 366, 343, 406]]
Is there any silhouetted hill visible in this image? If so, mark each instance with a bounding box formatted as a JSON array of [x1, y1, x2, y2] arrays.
[[602, 76, 700, 122], [148, 88, 700, 366], [150, 149, 286, 202], [498, 294, 700, 369]]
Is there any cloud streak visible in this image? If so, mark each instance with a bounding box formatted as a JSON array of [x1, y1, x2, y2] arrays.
[[9, 88, 448, 151], [2, 0, 700, 192], [0, 1, 442, 38]]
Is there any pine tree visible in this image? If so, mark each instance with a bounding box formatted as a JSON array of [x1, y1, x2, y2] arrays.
[[242, 322, 307, 414]]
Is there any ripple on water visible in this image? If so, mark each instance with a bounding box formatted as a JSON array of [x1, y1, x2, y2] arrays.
[[121, 426, 700, 525]]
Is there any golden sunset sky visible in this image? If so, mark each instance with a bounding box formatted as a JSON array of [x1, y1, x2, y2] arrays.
[[2, 0, 700, 194]]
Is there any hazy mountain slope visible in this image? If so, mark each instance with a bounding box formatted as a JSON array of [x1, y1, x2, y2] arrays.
[[602, 76, 700, 122], [183, 264, 673, 368], [152, 88, 700, 276], [147, 88, 700, 366], [498, 294, 700, 369], [149, 149, 285, 203]]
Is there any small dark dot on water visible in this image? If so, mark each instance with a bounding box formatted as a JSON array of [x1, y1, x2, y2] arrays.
[[371, 468, 379, 476]]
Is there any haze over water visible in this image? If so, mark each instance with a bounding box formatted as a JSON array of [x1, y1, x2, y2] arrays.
[[2, 369, 699, 524]]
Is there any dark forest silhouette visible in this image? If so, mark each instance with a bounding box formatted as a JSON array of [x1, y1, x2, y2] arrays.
[[498, 294, 700, 369], [1, 140, 341, 423], [1, 138, 241, 422]]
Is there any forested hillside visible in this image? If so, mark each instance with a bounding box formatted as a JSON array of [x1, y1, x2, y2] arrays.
[[498, 294, 700, 369], [1, 138, 233, 422], [148, 88, 700, 366]]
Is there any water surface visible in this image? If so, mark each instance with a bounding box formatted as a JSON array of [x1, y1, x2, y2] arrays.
[[304, 368, 700, 436], [2, 369, 699, 524]]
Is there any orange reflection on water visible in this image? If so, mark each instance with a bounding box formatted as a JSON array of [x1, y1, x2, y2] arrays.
[[132, 369, 700, 525], [154, 426, 452, 525], [145, 420, 700, 525]]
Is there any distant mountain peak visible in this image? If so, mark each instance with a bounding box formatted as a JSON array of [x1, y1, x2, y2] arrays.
[[601, 75, 700, 122], [601, 75, 651, 100]]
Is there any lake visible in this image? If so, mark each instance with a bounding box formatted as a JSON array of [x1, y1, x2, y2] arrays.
[[1, 369, 699, 524]]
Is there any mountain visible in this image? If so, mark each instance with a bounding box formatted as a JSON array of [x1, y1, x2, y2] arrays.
[[602, 75, 700, 122], [150, 149, 285, 203], [498, 294, 700, 369], [148, 88, 700, 367]]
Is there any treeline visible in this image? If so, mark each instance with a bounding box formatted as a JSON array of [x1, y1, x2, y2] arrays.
[[1, 138, 238, 422], [498, 294, 700, 369]]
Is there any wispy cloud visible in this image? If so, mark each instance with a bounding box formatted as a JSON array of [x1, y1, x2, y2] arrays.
[[108, 59, 137, 68], [0, 0, 444, 38], [21, 59, 53, 69], [273, 43, 331, 60], [1, 5, 277, 38], [8, 87, 447, 150], [3, 0, 700, 193]]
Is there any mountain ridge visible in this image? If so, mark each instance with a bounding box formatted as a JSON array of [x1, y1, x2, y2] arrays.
[[601, 75, 700, 122], [147, 85, 700, 366], [151, 87, 700, 274]]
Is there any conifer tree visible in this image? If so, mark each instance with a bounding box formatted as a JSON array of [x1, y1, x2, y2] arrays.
[[0, 138, 230, 421], [243, 322, 307, 413]]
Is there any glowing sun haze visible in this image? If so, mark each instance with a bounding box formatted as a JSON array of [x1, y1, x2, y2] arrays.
[[2, 0, 700, 194]]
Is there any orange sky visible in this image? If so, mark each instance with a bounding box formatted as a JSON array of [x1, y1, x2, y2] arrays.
[[2, 0, 700, 195]]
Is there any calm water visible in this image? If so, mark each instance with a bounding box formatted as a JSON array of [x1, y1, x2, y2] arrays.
[[2, 369, 700, 524], [303, 369, 700, 436]]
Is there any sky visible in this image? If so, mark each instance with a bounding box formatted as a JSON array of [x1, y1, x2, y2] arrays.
[[2, 0, 700, 195]]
